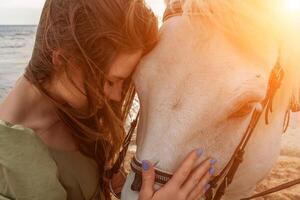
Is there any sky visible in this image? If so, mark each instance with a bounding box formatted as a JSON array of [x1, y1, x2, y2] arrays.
[[0, 0, 165, 25]]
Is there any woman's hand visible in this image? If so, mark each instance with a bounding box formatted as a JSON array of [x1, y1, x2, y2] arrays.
[[139, 149, 217, 200]]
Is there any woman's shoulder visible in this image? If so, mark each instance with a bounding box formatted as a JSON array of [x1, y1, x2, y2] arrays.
[[0, 120, 67, 199], [0, 119, 39, 140], [0, 119, 48, 162]]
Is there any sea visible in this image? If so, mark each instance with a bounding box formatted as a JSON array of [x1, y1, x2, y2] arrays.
[[0, 25, 37, 99]]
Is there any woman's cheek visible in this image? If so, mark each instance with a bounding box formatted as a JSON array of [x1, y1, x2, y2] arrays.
[[103, 81, 123, 102]]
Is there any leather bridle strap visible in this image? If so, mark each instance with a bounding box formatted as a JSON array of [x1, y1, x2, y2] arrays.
[[130, 157, 173, 191], [205, 64, 285, 200], [241, 178, 300, 200]]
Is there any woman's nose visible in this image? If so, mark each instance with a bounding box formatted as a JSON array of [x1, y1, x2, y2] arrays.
[[109, 87, 122, 102], [104, 83, 122, 102]]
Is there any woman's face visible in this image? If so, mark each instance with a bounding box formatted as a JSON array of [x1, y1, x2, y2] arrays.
[[104, 50, 143, 102], [52, 50, 143, 112]]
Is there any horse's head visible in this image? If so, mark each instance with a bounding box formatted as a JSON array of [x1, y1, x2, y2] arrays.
[[122, 1, 300, 199]]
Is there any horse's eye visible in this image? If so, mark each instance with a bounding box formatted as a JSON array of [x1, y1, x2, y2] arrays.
[[229, 102, 256, 118]]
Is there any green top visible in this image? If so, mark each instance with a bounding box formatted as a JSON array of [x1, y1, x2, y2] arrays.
[[0, 120, 104, 200]]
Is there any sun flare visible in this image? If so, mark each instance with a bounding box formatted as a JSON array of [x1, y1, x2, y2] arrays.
[[283, 0, 300, 14]]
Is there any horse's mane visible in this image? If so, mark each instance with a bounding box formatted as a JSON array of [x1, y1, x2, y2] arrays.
[[166, 0, 300, 110]]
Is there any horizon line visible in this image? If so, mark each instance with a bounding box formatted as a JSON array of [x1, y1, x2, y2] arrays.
[[0, 24, 37, 26]]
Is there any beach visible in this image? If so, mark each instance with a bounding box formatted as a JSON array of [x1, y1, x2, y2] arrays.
[[255, 116, 300, 200], [0, 25, 299, 199]]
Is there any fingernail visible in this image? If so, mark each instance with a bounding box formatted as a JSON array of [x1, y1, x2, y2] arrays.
[[142, 160, 150, 171], [210, 158, 217, 165], [205, 183, 211, 192], [209, 167, 215, 175], [196, 148, 204, 157]]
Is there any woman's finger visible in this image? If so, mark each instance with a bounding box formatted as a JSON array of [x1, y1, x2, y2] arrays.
[[181, 158, 216, 196], [139, 160, 155, 200], [188, 171, 212, 200], [167, 149, 203, 187]]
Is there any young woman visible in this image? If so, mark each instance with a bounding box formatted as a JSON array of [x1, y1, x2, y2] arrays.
[[0, 0, 216, 199]]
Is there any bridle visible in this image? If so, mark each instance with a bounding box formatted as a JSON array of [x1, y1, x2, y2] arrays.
[[108, 1, 300, 199]]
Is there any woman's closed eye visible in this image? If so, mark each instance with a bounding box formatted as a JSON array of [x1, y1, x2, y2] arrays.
[[104, 78, 125, 101], [106, 76, 125, 89]]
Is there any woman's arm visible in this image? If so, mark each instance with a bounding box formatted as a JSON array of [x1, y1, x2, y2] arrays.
[[0, 194, 14, 200], [0, 166, 14, 200]]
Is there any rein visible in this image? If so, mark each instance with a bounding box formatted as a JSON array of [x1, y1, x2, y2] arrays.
[[128, 1, 300, 200]]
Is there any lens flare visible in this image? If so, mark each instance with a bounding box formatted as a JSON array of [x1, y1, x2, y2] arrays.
[[283, 0, 300, 14]]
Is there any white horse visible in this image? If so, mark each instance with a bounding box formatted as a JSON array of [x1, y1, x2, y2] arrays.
[[122, 0, 300, 199]]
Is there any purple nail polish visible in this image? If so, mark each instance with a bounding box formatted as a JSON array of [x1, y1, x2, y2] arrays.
[[210, 158, 217, 165], [209, 167, 215, 175], [142, 160, 149, 171], [196, 148, 204, 157]]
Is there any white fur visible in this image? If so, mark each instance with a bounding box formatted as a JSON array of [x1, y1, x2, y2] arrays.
[[122, 2, 300, 199]]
